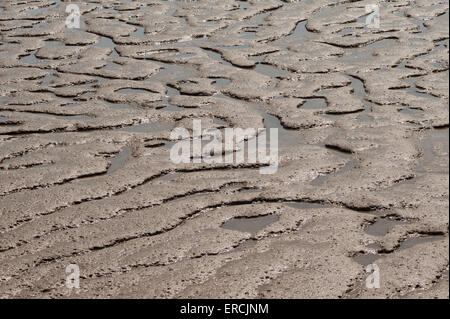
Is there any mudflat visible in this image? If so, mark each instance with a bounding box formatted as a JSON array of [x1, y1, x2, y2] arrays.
[[0, 0, 448, 299]]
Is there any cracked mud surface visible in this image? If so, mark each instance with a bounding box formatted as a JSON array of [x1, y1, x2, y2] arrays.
[[0, 0, 448, 299]]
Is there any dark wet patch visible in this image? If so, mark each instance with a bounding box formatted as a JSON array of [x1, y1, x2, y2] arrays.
[[408, 17, 426, 33], [221, 214, 279, 234], [44, 40, 63, 47], [202, 48, 234, 67], [40, 71, 58, 86], [353, 253, 381, 267], [403, 77, 439, 99], [356, 114, 374, 122], [254, 63, 291, 78], [107, 146, 132, 174], [154, 84, 183, 110], [347, 75, 374, 113], [399, 236, 445, 250], [211, 78, 232, 88], [273, 20, 314, 46], [320, 75, 371, 118], [261, 112, 301, 148], [131, 26, 146, 39], [365, 218, 407, 237], [19, 51, 45, 65], [299, 98, 327, 110], [248, 55, 265, 64], [239, 30, 258, 40], [311, 158, 358, 186], [166, 85, 180, 97], [416, 128, 449, 174], [95, 36, 116, 49]]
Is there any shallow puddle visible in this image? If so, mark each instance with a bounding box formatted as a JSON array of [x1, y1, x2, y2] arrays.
[[221, 214, 279, 234], [107, 146, 132, 174], [353, 253, 382, 266], [311, 157, 358, 186], [273, 20, 314, 47], [261, 112, 302, 148], [0, 0, 448, 299], [116, 88, 157, 94], [299, 98, 327, 110], [19, 51, 45, 65], [399, 236, 445, 250], [399, 108, 423, 116], [253, 63, 291, 78], [212, 78, 232, 88], [416, 128, 449, 174], [365, 218, 407, 237]]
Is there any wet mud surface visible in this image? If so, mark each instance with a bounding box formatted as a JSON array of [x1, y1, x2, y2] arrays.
[[0, 0, 448, 299]]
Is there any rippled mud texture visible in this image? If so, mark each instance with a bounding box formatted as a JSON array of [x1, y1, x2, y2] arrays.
[[0, 0, 448, 299]]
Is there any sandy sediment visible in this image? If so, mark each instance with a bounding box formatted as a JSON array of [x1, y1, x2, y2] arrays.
[[0, 0, 448, 298]]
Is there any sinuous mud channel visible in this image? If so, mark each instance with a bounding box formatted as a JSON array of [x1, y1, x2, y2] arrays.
[[0, 0, 448, 299]]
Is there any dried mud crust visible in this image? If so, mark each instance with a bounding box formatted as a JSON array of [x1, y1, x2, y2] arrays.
[[0, 0, 448, 299]]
